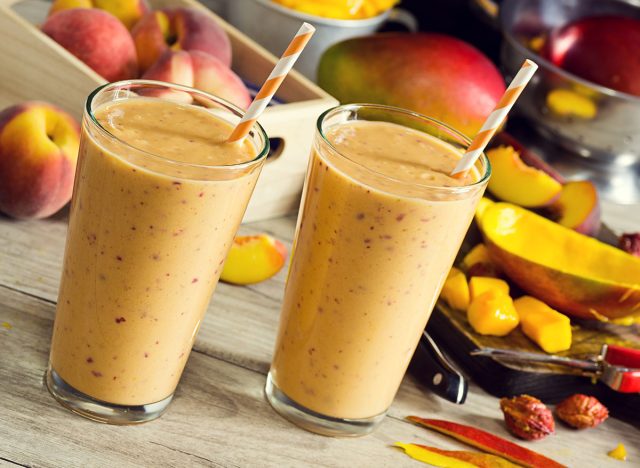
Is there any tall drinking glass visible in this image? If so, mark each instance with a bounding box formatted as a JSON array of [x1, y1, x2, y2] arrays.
[[47, 81, 269, 424], [266, 104, 490, 436]]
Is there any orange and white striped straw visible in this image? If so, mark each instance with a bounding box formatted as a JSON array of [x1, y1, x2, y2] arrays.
[[227, 22, 316, 143], [451, 59, 538, 177]]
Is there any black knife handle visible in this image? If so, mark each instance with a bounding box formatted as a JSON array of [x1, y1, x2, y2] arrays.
[[412, 331, 468, 404]]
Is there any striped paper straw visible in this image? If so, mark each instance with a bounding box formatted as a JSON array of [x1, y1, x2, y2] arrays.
[[227, 22, 316, 143], [451, 59, 538, 177]]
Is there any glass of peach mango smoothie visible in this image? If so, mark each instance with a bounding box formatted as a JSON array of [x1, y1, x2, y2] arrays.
[[266, 104, 490, 436], [46, 81, 269, 424]]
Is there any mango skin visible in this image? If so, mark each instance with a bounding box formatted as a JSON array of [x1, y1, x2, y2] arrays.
[[318, 33, 506, 138]]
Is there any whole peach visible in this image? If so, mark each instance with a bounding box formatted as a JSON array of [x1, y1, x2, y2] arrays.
[[0, 102, 80, 219], [132, 7, 231, 73], [48, 0, 150, 30], [143, 50, 251, 109], [42, 9, 138, 82]]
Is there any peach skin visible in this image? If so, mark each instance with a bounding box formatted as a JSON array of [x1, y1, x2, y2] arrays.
[[132, 7, 231, 73], [220, 234, 287, 285], [548, 180, 601, 236], [48, 0, 150, 30], [0, 102, 80, 219], [486, 146, 562, 208], [142, 50, 251, 109], [42, 8, 138, 81]]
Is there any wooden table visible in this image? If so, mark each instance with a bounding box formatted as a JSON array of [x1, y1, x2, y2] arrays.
[[1, 196, 638, 467]]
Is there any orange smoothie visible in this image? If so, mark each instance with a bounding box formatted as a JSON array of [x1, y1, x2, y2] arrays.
[[269, 119, 486, 423], [49, 97, 263, 407]]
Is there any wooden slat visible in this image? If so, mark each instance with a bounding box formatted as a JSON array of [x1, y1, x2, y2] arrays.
[[0, 285, 430, 467], [0, 214, 638, 467]]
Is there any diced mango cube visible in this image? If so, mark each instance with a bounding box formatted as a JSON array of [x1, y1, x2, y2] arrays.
[[462, 244, 491, 270], [462, 243, 501, 277], [467, 290, 519, 336], [469, 276, 509, 301], [514, 296, 572, 353], [440, 267, 470, 311]]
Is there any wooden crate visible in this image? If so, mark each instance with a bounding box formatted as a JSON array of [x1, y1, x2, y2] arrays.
[[0, 0, 337, 222]]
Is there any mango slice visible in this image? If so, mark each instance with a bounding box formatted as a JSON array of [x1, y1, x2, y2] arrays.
[[469, 277, 510, 301], [441, 267, 470, 311], [514, 296, 572, 353], [467, 290, 519, 336], [487, 146, 562, 208], [478, 202, 640, 320]]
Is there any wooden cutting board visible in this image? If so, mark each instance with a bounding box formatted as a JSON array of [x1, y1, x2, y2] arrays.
[[424, 222, 640, 422]]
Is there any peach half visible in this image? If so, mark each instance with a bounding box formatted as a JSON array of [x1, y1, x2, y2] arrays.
[[548, 180, 601, 236], [220, 234, 288, 285], [486, 146, 562, 208], [48, 0, 150, 30], [478, 202, 640, 320]]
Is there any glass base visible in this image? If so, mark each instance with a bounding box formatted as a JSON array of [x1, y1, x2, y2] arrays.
[[45, 366, 173, 425], [265, 372, 387, 437]]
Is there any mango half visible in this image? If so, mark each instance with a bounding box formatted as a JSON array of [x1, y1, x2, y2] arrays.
[[478, 203, 640, 320]]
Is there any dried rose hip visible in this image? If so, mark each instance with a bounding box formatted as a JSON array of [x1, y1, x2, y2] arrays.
[[620, 232, 640, 257], [556, 394, 609, 429], [500, 395, 555, 440]]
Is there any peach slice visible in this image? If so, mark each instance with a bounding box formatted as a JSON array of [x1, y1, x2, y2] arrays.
[[548, 180, 601, 236], [478, 202, 640, 320], [220, 234, 287, 285], [407, 417, 567, 468], [467, 290, 519, 336], [487, 146, 562, 208], [440, 267, 470, 311], [514, 296, 572, 353], [469, 276, 509, 301]]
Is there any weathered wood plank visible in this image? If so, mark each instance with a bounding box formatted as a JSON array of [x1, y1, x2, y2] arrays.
[[1, 214, 638, 467], [0, 285, 432, 467]]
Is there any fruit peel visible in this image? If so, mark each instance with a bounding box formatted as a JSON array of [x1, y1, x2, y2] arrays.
[[394, 442, 519, 468], [407, 416, 567, 468], [220, 234, 287, 285]]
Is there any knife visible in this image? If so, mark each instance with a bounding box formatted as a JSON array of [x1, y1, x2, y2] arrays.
[[411, 331, 468, 404]]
